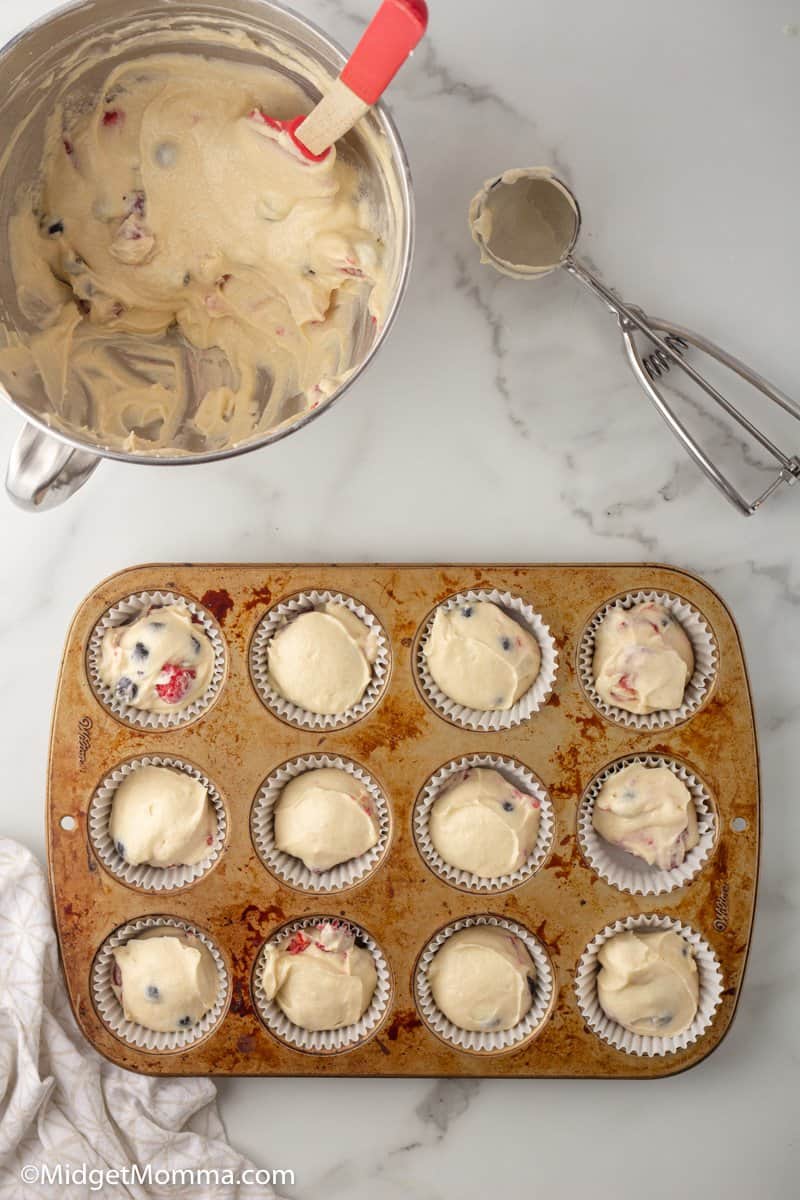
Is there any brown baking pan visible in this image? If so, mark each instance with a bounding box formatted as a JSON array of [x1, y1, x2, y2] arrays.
[[47, 563, 759, 1077]]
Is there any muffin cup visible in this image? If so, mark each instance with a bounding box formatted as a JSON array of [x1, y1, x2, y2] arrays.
[[577, 590, 718, 730], [574, 913, 723, 1057], [415, 915, 555, 1054], [415, 589, 558, 731], [578, 755, 716, 896], [251, 917, 391, 1053], [89, 756, 227, 892], [87, 590, 226, 730], [249, 591, 390, 730], [92, 916, 229, 1052], [251, 755, 390, 893], [414, 754, 554, 893]]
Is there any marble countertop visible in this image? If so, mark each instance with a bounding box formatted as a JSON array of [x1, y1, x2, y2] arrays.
[[1, 0, 798, 1195]]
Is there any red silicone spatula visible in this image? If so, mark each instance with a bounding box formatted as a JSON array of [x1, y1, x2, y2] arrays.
[[252, 0, 428, 162]]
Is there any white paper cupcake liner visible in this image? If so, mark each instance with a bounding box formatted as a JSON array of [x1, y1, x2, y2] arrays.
[[574, 913, 723, 1057], [92, 916, 229, 1052], [249, 591, 390, 730], [415, 590, 558, 731], [577, 590, 718, 730], [251, 917, 391, 1053], [578, 755, 716, 896], [87, 591, 226, 730], [415, 915, 555, 1054], [251, 755, 390, 892], [89, 756, 227, 892], [413, 755, 554, 892]]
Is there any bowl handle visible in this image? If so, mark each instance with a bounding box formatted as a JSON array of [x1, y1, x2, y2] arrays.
[[6, 422, 100, 511]]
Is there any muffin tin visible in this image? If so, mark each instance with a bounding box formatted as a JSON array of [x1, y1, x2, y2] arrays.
[[47, 563, 759, 1078]]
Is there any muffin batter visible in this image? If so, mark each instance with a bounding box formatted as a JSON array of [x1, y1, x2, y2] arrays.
[[100, 605, 214, 712], [0, 53, 385, 451], [592, 763, 699, 870], [597, 929, 699, 1037], [268, 603, 377, 714], [428, 926, 535, 1032], [260, 921, 377, 1032], [274, 767, 380, 871], [111, 929, 218, 1034], [592, 602, 694, 715], [429, 767, 541, 877], [424, 601, 540, 711], [109, 764, 216, 868]]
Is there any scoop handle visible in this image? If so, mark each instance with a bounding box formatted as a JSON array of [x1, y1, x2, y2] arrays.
[[341, 0, 428, 105]]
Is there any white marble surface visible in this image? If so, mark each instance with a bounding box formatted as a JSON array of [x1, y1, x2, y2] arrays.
[[1, 0, 799, 1195]]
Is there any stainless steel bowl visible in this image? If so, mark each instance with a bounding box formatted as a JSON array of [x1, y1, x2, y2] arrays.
[[0, 0, 414, 509]]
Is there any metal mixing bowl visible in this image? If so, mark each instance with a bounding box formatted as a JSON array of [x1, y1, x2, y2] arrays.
[[0, 0, 414, 509]]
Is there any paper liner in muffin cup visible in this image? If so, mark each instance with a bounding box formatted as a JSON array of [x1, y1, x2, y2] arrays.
[[574, 913, 723, 1057], [87, 590, 226, 730], [249, 591, 390, 730], [414, 915, 555, 1054], [251, 755, 390, 893], [92, 916, 229, 1052], [577, 590, 718, 730], [251, 917, 391, 1053], [89, 756, 227, 892], [413, 755, 554, 893], [578, 755, 716, 896], [415, 590, 558, 731]]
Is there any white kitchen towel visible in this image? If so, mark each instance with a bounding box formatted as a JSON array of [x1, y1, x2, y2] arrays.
[[0, 839, 274, 1199]]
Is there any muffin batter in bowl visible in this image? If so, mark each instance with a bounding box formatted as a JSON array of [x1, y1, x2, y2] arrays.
[[0, 52, 387, 451]]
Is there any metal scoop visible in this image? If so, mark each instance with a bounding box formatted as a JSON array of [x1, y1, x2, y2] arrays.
[[470, 168, 800, 516]]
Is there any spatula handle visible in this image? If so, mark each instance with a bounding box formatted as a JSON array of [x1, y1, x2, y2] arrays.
[[298, 0, 428, 156], [341, 0, 428, 106]]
